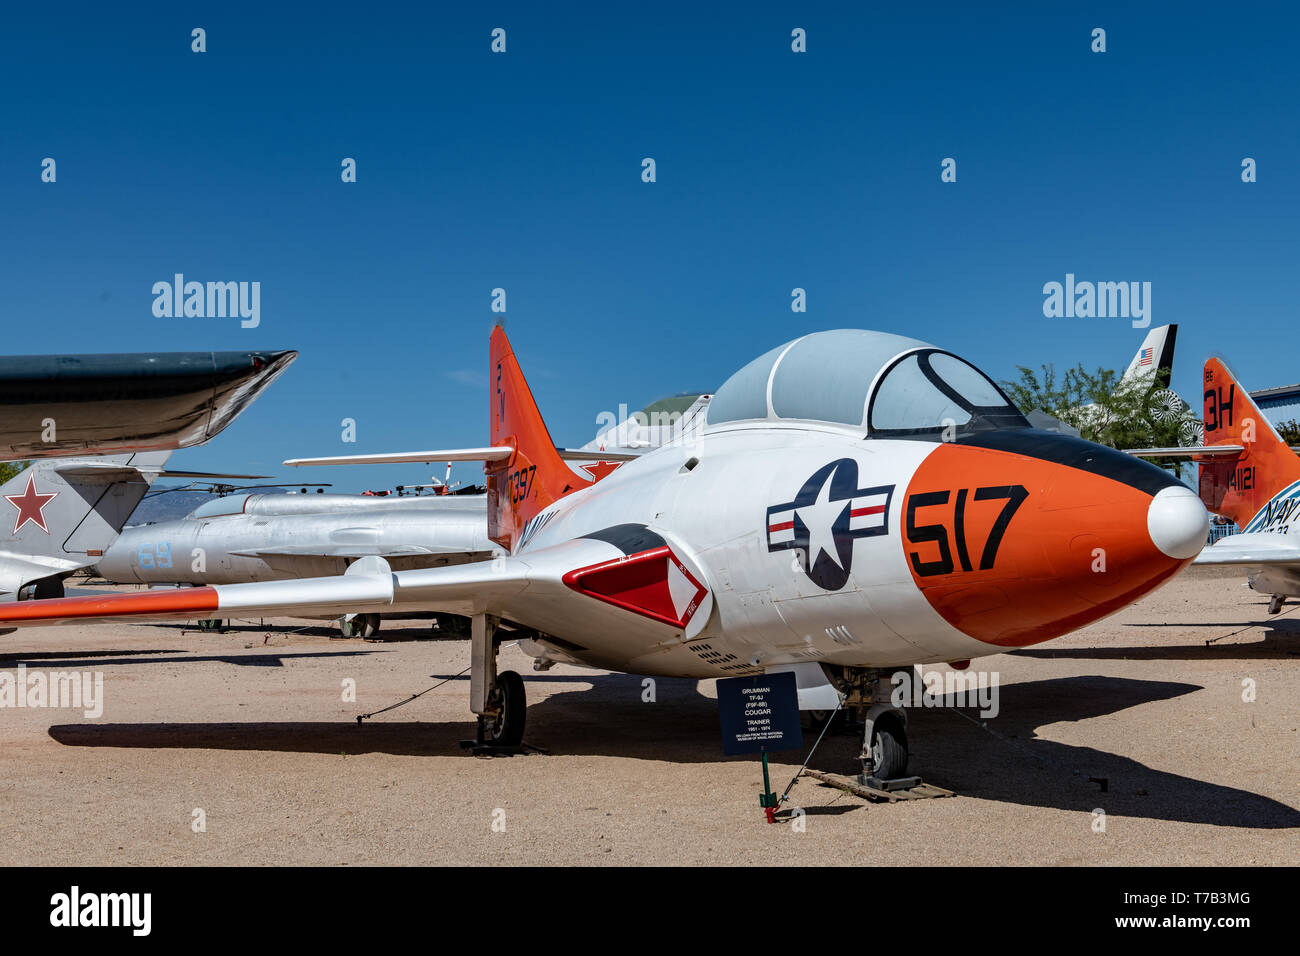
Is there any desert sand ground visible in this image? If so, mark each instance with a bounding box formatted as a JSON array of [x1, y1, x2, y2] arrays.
[[0, 566, 1296, 866]]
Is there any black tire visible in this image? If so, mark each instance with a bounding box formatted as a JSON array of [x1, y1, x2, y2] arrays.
[[804, 709, 834, 732], [485, 670, 526, 747], [871, 714, 908, 779], [33, 577, 64, 600]]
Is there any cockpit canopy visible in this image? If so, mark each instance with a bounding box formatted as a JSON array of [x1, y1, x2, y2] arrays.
[[705, 329, 1027, 438], [191, 494, 252, 518]]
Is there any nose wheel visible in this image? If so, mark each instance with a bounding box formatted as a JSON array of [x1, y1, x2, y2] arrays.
[[865, 709, 909, 780]]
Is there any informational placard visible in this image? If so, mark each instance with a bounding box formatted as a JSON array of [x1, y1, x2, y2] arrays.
[[717, 672, 803, 755]]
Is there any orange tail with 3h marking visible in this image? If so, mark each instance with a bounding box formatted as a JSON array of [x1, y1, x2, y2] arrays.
[[1199, 357, 1300, 528], [487, 324, 593, 550]]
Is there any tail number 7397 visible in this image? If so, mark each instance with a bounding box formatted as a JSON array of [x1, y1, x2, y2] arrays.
[[905, 485, 1028, 577], [506, 464, 537, 504]]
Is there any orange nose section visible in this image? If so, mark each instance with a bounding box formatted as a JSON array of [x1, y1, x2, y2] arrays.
[[902, 437, 1207, 648]]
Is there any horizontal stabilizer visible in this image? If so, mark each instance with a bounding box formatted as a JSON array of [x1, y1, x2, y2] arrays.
[[157, 470, 272, 480], [1125, 445, 1245, 458], [557, 449, 641, 462], [51, 463, 157, 483], [284, 447, 514, 467]]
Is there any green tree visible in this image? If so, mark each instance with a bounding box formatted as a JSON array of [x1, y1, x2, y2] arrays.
[[1275, 419, 1300, 446], [1001, 364, 1195, 470], [0, 460, 28, 484]]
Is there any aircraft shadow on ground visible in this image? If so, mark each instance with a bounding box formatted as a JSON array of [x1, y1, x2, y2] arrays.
[[0, 648, 187, 662], [898, 675, 1300, 830], [1013, 619, 1300, 661], [3, 650, 379, 668], [45, 673, 1300, 829], [143, 622, 465, 643]]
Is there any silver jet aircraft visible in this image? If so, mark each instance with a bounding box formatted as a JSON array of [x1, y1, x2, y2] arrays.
[[97, 489, 498, 636], [0, 451, 174, 602]]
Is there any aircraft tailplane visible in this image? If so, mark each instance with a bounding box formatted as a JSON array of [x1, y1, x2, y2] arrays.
[[1121, 324, 1177, 390], [488, 323, 593, 549], [0, 450, 171, 599], [1199, 357, 1300, 528]]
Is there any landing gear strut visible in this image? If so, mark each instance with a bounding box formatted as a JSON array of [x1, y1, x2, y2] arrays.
[[461, 613, 527, 753], [1269, 594, 1286, 615], [857, 671, 910, 783]]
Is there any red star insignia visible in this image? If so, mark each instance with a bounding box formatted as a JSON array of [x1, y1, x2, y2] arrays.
[[5, 474, 58, 535], [579, 460, 623, 481]]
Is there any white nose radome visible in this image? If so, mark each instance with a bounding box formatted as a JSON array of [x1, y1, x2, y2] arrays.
[[1147, 485, 1210, 560]]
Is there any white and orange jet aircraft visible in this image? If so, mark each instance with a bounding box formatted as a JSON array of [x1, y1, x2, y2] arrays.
[[0, 326, 1211, 778], [1133, 356, 1300, 613]]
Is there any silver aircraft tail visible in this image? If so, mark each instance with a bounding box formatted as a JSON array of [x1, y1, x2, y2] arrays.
[[1121, 324, 1177, 389], [0, 450, 171, 600]]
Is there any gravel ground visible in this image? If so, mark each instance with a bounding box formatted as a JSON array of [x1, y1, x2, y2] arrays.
[[0, 565, 1296, 866]]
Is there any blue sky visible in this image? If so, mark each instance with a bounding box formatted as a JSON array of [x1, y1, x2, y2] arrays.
[[2, 2, 1297, 490]]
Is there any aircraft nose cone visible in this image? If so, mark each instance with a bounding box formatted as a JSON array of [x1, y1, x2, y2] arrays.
[[1147, 485, 1210, 560], [903, 434, 1209, 649]]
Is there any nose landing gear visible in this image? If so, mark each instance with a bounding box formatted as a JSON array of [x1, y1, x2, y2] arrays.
[[857, 672, 911, 784], [821, 666, 914, 785]]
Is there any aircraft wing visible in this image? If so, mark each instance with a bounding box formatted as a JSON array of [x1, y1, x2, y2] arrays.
[[1193, 534, 1300, 566], [0, 541, 541, 626], [0, 554, 521, 627], [0, 535, 713, 643], [0, 350, 296, 460], [0, 567, 400, 627]]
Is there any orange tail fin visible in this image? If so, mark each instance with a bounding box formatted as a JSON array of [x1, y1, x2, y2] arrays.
[[487, 324, 592, 550], [1199, 357, 1300, 527]]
